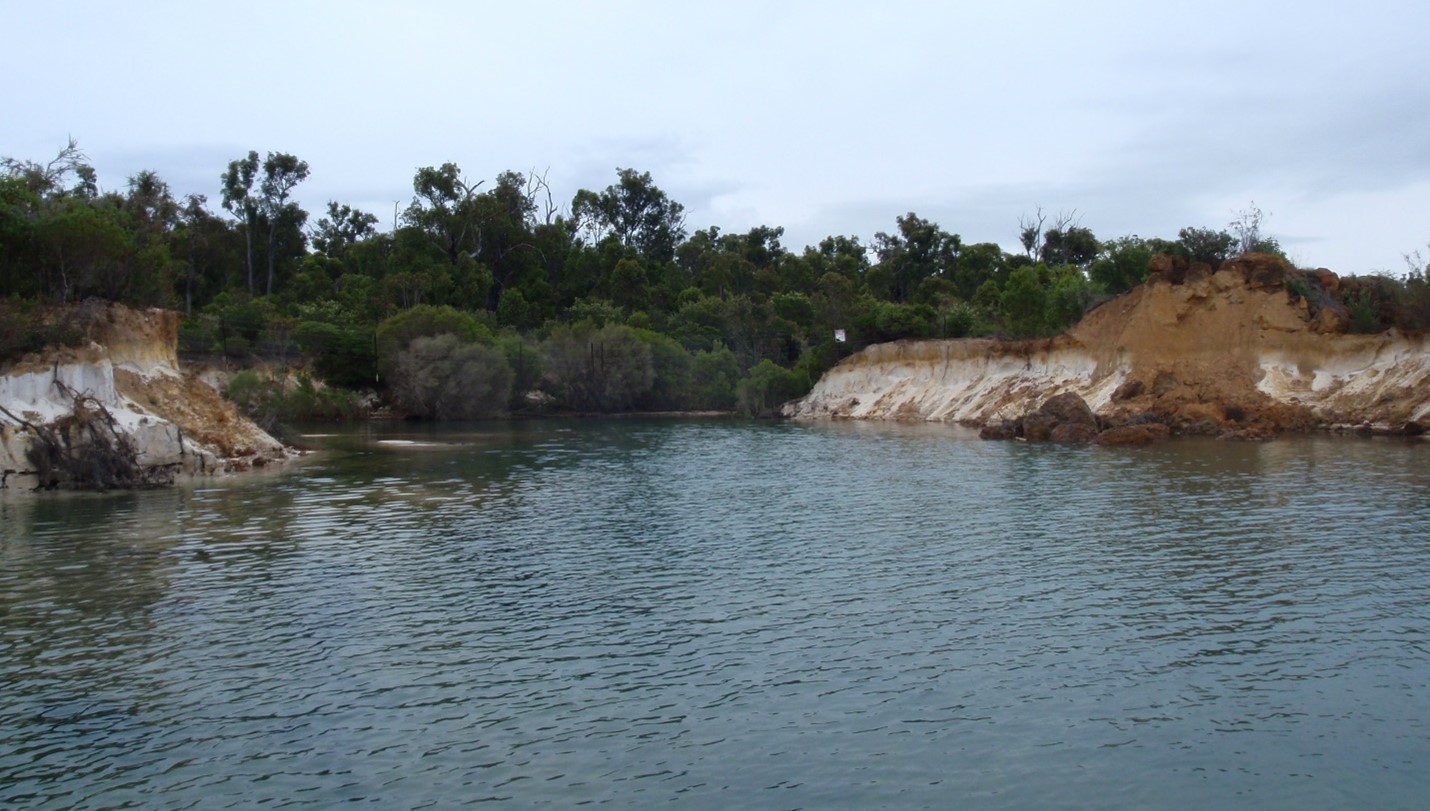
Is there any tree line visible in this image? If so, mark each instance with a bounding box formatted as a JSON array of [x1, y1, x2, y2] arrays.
[[2, 140, 1424, 419]]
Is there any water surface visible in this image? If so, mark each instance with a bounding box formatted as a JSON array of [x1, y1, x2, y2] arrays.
[[2, 421, 1428, 809]]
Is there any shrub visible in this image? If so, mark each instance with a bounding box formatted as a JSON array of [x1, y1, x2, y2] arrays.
[[1346, 291, 1384, 334], [793, 340, 840, 383], [312, 328, 378, 390], [0, 298, 84, 367], [633, 329, 694, 411], [375, 304, 490, 380], [939, 301, 978, 338], [1000, 265, 1047, 337], [1090, 237, 1154, 294], [224, 370, 363, 433], [205, 293, 278, 356], [389, 334, 513, 420], [540, 323, 653, 412], [177, 314, 221, 354], [736, 359, 810, 417], [564, 297, 625, 328], [1045, 266, 1096, 332], [688, 343, 741, 410], [853, 300, 936, 344], [494, 331, 544, 407], [1395, 270, 1430, 332]]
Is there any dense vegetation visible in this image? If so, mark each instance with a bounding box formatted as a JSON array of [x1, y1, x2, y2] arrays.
[[2, 141, 1427, 420]]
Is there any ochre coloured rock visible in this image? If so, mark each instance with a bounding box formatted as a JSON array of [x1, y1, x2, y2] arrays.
[[1038, 392, 1098, 428], [1111, 379, 1145, 401], [1022, 413, 1055, 441], [782, 265, 1430, 433], [1050, 423, 1098, 443], [1095, 423, 1171, 445], [1225, 252, 1293, 290], [1147, 253, 1189, 284], [979, 421, 1017, 440], [1311, 302, 1350, 334]]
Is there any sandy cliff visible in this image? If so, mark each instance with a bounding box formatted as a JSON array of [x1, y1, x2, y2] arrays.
[[785, 258, 1430, 437], [1, 303, 288, 489]]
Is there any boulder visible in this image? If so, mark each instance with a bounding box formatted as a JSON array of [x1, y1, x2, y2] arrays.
[[1050, 423, 1098, 443], [1021, 413, 1056, 441], [1038, 392, 1097, 429], [1314, 268, 1340, 291], [1311, 301, 1351, 334], [979, 420, 1017, 440], [1094, 423, 1171, 446], [1151, 371, 1179, 396], [1225, 252, 1292, 290], [1147, 253, 1189, 284], [1185, 261, 1214, 283], [1111, 379, 1145, 402]]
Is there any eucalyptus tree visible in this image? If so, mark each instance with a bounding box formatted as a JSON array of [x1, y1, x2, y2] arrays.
[[172, 194, 241, 314], [0, 137, 95, 198], [257, 152, 310, 295], [220, 151, 260, 293], [570, 168, 686, 264], [1039, 225, 1099, 268], [312, 201, 378, 259], [403, 162, 484, 265], [869, 213, 961, 302]]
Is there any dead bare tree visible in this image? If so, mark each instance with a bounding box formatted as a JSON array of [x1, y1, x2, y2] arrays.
[[1018, 206, 1047, 260], [526, 166, 561, 225]]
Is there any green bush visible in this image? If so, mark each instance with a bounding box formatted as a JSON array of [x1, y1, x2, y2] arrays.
[[793, 340, 840, 383], [1346, 292, 1383, 334], [564, 297, 625, 328], [633, 329, 695, 411], [853, 300, 936, 344], [389, 334, 513, 420], [736, 359, 810, 417], [1393, 269, 1430, 332], [205, 293, 279, 355], [938, 301, 978, 338], [0, 299, 83, 366], [494, 331, 544, 407], [540, 323, 654, 412], [999, 265, 1047, 337], [688, 343, 741, 410], [1045, 266, 1096, 333], [177, 314, 221, 354], [375, 304, 490, 380], [224, 370, 363, 434], [1089, 236, 1166, 294], [312, 328, 378, 390]]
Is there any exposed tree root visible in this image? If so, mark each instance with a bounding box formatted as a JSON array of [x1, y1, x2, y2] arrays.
[[0, 381, 175, 491]]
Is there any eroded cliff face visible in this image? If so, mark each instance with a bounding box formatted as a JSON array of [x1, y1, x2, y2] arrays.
[[1, 303, 288, 489], [785, 264, 1430, 436]]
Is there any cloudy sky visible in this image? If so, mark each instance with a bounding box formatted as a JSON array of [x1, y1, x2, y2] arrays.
[[5, 0, 1428, 273]]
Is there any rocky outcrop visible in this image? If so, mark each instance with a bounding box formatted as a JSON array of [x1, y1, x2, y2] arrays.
[[785, 257, 1430, 438], [1, 302, 289, 490]]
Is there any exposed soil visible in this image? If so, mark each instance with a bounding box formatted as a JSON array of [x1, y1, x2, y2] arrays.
[[786, 254, 1430, 438]]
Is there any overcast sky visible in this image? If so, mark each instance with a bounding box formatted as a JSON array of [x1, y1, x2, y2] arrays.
[[4, 0, 1428, 274]]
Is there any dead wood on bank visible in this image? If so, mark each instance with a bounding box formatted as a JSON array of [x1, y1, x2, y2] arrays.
[[0, 379, 176, 491]]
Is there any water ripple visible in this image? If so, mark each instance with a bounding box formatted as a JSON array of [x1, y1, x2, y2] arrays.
[[2, 424, 1428, 809]]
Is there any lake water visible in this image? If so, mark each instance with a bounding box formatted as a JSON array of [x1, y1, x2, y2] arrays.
[[2, 420, 1428, 809]]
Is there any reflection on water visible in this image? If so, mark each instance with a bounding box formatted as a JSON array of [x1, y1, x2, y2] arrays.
[[2, 421, 1428, 809]]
